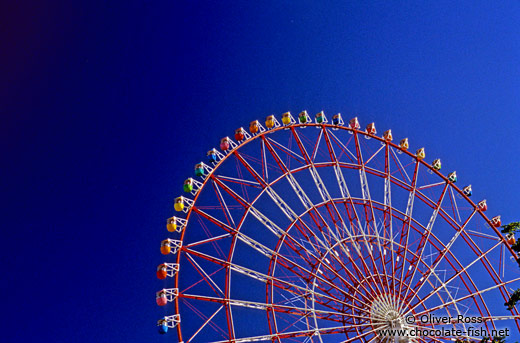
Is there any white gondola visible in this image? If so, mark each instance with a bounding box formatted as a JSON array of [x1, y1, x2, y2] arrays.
[[297, 110, 312, 127]]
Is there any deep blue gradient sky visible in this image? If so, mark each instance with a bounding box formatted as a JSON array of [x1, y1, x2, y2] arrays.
[[2, 1, 520, 342]]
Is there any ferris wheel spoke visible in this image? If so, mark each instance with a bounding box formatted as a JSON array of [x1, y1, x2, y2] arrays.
[[352, 131, 393, 297], [466, 229, 502, 242], [395, 158, 420, 312], [381, 142, 401, 312], [400, 181, 450, 309]]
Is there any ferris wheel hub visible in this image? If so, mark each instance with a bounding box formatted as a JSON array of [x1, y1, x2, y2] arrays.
[[370, 295, 413, 342]]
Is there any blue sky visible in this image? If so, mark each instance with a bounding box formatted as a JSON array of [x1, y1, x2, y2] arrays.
[[2, 1, 520, 342]]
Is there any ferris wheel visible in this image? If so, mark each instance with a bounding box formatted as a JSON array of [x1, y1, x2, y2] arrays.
[[156, 111, 520, 343]]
